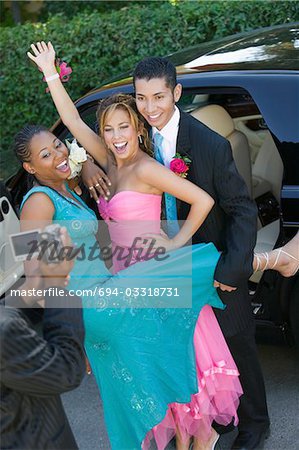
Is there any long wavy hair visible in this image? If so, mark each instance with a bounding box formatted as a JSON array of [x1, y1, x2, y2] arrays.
[[96, 93, 153, 157]]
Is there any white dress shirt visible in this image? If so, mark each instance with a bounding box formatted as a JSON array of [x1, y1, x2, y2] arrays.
[[152, 106, 180, 168]]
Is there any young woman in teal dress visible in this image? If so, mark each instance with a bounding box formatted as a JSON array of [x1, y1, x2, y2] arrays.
[[18, 41, 298, 450]]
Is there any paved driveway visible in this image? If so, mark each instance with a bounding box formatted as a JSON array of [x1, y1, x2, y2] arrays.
[[63, 341, 299, 450]]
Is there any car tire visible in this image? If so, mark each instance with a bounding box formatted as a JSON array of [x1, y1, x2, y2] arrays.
[[289, 278, 299, 351]]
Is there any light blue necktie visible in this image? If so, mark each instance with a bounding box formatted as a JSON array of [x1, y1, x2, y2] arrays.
[[153, 132, 180, 238]]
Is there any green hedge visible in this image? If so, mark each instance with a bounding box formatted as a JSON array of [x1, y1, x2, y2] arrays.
[[1, 0, 298, 179]]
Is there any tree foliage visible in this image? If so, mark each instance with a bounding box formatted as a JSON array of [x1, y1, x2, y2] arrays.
[[1, 0, 298, 179]]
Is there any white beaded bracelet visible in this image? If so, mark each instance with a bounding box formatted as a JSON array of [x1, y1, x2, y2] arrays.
[[45, 73, 59, 82]]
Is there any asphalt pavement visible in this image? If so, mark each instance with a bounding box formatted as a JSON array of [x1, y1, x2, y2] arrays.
[[62, 339, 299, 450]]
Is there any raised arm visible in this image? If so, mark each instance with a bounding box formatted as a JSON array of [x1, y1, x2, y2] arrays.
[[27, 41, 108, 169]]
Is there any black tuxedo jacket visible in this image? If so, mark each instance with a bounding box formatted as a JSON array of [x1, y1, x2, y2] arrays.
[[0, 292, 85, 449], [175, 110, 258, 335]]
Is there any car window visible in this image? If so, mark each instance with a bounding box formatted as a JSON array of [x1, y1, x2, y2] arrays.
[[56, 107, 98, 146], [179, 87, 282, 232]]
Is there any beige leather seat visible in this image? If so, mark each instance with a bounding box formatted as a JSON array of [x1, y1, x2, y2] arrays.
[[252, 132, 283, 202], [190, 105, 282, 284], [191, 104, 253, 197], [250, 133, 283, 282]]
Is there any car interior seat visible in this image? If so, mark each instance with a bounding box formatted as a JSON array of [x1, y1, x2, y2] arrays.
[[190, 104, 253, 197], [252, 132, 284, 202], [189, 105, 282, 284]]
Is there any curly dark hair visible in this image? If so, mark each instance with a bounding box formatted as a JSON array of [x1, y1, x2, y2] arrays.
[[14, 124, 48, 163], [13, 124, 49, 190]]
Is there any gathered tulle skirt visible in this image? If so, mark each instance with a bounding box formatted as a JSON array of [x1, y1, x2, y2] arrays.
[[79, 243, 243, 450], [143, 305, 243, 449]]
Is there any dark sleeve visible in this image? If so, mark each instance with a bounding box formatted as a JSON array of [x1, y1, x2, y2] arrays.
[[212, 139, 257, 285], [1, 292, 86, 396]]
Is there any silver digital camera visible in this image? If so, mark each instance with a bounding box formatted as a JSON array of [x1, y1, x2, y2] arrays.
[[9, 224, 65, 264]]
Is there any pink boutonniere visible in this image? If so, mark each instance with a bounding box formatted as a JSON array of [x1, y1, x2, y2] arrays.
[[40, 58, 72, 93], [170, 153, 191, 178]]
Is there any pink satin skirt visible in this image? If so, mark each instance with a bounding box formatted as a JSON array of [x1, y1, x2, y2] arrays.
[[143, 305, 243, 449]]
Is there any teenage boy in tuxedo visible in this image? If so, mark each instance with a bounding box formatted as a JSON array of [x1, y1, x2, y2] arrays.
[[131, 57, 270, 450]]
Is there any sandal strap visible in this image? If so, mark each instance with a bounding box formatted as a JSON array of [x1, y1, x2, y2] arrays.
[[270, 248, 299, 276], [271, 248, 282, 270], [255, 241, 299, 276], [254, 253, 261, 273], [254, 252, 270, 272], [279, 249, 299, 262], [271, 248, 299, 275], [261, 252, 269, 271], [279, 249, 299, 276]]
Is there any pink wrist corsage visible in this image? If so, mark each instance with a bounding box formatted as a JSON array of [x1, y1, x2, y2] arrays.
[[170, 153, 191, 178], [41, 58, 72, 93]]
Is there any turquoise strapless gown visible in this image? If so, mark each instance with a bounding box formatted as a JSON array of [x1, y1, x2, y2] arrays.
[[21, 186, 225, 450]]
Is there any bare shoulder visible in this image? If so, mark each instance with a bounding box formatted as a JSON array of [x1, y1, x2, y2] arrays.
[[134, 156, 170, 194], [135, 155, 161, 178], [21, 192, 55, 222]]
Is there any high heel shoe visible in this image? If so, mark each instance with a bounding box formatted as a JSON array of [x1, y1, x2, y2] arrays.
[[254, 248, 299, 277], [191, 431, 220, 450], [272, 248, 299, 276], [254, 252, 270, 273], [209, 432, 220, 450]]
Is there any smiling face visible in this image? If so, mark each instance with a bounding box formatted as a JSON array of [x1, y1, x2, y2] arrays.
[[135, 77, 182, 130], [23, 131, 70, 183], [102, 106, 140, 161]]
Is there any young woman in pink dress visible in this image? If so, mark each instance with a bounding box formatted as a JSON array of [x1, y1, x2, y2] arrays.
[[27, 41, 299, 450]]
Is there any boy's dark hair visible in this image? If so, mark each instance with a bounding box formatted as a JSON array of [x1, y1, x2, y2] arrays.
[[133, 57, 177, 91]]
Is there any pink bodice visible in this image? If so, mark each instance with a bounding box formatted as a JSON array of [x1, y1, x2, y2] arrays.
[[98, 191, 162, 273]]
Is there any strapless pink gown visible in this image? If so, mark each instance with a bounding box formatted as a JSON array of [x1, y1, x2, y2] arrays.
[[98, 191, 242, 448]]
